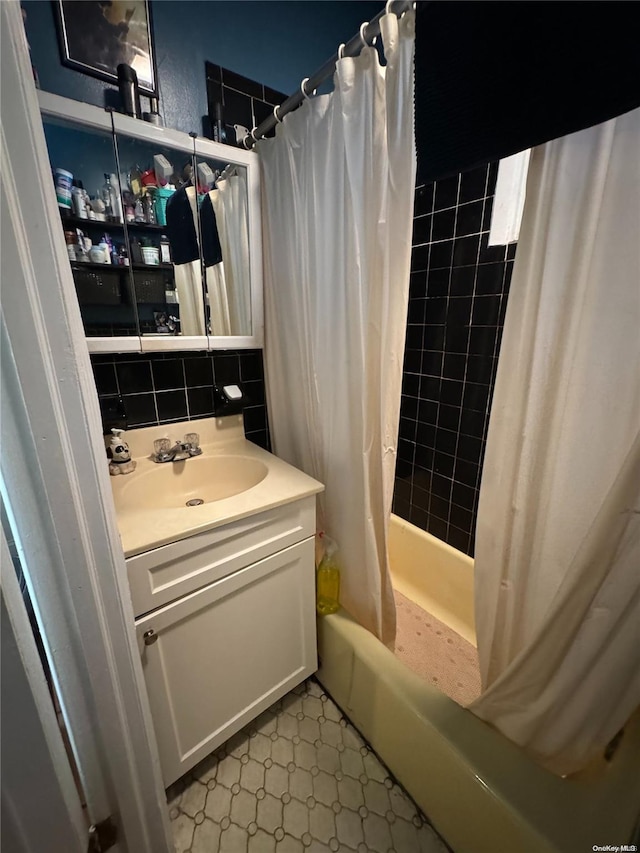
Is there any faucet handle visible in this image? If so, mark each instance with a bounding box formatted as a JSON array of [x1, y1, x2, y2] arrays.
[[184, 433, 202, 456], [153, 437, 171, 462]]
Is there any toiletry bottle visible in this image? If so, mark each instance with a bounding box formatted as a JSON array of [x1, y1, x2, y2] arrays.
[[134, 197, 145, 222], [109, 174, 124, 223], [160, 234, 171, 265], [101, 174, 113, 218], [142, 192, 156, 225], [82, 188, 92, 219], [64, 230, 77, 261], [316, 533, 340, 615], [71, 184, 87, 218], [129, 237, 143, 264]]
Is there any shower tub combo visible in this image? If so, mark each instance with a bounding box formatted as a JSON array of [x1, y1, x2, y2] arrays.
[[317, 514, 640, 853]]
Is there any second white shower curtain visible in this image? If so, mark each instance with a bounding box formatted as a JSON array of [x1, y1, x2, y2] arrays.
[[259, 11, 416, 643]]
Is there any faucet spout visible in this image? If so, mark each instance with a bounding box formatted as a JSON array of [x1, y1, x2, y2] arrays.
[[167, 441, 191, 462]]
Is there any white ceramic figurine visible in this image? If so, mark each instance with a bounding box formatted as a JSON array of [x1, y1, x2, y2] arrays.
[[107, 428, 137, 476]]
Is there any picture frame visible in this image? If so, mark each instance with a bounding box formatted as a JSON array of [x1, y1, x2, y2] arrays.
[[54, 0, 157, 96]]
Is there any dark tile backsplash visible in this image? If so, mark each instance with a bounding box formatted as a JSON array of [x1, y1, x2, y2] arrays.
[[393, 161, 516, 557], [205, 62, 287, 146], [92, 350, 270, 452]]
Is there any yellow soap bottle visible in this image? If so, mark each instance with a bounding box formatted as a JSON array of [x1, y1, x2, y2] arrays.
[[316, 533, 340, 616]]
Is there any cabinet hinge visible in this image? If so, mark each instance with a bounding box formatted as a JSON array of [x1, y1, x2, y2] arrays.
[[87, 816, 118, 853]]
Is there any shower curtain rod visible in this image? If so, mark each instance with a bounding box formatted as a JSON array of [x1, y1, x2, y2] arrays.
[[243, 0, 414, 148]]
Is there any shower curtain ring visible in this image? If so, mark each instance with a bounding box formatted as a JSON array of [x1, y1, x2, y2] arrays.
[[250, 127, 260, 143], [385, 0, 394, 14], [337, 42, 346, 60], [273, 104, 283, 124], [300, 77, 313, 100], [359, 22, 370, 48]]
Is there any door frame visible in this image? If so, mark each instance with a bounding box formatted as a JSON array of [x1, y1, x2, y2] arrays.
[[1, 530, 87, 853], [0, 3, 172, 850]]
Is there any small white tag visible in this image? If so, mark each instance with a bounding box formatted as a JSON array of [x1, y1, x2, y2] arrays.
[[223, 384, 242, 400]]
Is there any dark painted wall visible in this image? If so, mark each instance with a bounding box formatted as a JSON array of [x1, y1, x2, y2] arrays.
[[23, 0, 382, 136], [393, 163, 517, 557]]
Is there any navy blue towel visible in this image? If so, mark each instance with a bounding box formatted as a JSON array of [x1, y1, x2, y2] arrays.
[[165, 186, 222, 267]]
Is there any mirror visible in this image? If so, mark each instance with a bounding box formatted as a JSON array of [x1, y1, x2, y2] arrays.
[[113, 132, 206, 337], [41, 116, 140, 338], [196, 155, 252, 336], [39, 90, 262, 350]]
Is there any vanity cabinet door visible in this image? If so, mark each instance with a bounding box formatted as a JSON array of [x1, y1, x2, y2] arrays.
[[136, 538, 317, 787]]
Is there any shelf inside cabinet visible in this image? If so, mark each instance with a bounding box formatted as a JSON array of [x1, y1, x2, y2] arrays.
[[60, 213, 166, 232], [70, 262, 173, 273]]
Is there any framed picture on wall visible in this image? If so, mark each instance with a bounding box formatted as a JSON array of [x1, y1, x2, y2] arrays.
[[54, 0, 157, 95]]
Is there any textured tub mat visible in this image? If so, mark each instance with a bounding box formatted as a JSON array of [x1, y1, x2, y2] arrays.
[[393, 590, 481, 706]]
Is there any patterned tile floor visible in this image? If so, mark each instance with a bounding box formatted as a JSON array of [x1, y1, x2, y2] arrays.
[[169, 677, 449, 853]]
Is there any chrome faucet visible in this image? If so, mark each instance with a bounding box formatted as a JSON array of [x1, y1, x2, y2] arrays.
[[152, 435, 202, 463], [166, 440, 192, 462]]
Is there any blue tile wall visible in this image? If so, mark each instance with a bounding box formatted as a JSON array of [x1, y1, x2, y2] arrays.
[[92, 350, 270, 452], [393, 161, 517, 557]]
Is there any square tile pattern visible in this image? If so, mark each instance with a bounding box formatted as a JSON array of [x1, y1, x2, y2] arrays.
[[91, 350, 270, 451], [169, 678, 449, 853], [394, 161, 517, 556], [205, 62, 287, 145]]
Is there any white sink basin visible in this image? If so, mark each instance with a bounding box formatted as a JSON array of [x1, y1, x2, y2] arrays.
[[114, 455, 268, 512], [108, 419, 324, 557]]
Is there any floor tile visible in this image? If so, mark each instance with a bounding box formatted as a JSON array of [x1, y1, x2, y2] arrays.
[[191, 817, 221, 850], [170, 676, 449, 853]]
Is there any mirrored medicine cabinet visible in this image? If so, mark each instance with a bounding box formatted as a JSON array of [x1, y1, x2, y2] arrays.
[[38, 91, 263, 353]]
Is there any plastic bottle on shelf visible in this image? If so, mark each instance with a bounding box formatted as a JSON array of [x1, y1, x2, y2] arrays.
[[142, 192, 155, 224], [160, 234, 171, 264], [101, 174, 113, 218], [109, 174, 124, 222], [316, 533, 340, 616], [71, 184, 87, 219], [64, 230, 77, 261], [134, 197, 145, 222]]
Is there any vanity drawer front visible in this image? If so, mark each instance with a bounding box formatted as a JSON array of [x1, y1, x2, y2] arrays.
[[136, 537, 317, 786], [127, 496, 315, 616]]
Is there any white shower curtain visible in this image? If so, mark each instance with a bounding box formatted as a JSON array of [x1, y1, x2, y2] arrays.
[[259, 10, 416, 644], [210, 173, 251, 335], [471, 109, 640, 776]]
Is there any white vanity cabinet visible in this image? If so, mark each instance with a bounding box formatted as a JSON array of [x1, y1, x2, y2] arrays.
[[127, 497, 317, 787]]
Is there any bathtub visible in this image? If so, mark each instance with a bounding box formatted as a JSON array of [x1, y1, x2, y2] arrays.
[[316, 514, 640, 853]]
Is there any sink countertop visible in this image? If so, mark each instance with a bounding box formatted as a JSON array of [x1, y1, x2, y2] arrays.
[[108, 416, 324, 558]]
